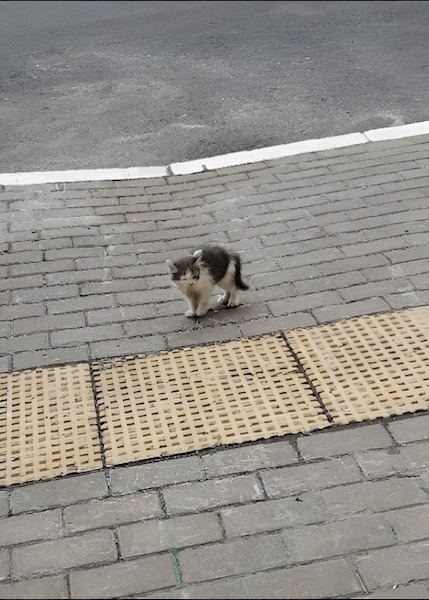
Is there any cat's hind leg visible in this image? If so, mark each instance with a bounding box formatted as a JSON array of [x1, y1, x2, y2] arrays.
[[217, 271, 240, 308], [217, 291, 230, 305], [217, 282, 240, 307], [226, 285, 239, 308]]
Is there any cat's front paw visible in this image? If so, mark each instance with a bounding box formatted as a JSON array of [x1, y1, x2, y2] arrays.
[[185, 310, 196, 318], [196, 308, 208, 317]]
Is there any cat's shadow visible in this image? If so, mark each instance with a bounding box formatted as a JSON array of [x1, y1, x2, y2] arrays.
[[188, 299, 249, 329]]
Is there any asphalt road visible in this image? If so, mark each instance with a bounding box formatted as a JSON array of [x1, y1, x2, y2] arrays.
[[1, 0, 429, 172]]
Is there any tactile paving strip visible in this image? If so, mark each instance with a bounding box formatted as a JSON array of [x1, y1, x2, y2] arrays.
[[0, 364, 102, 486], [287, 306, 429, 424], [92, 335, 330, 466]]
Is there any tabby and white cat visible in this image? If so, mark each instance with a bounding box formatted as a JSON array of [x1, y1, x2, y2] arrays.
[[166, 245, 248, 317]]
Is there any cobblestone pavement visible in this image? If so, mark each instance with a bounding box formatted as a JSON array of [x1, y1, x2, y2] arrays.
[[1, 134, 429, 598]]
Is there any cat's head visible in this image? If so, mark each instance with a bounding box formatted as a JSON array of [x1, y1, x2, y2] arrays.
[[166, 255, 202, 288]]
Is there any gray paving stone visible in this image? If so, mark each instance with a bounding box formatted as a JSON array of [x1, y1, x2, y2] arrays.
[[0, 303, 45, 322], [383, 504, 429, 543], [385, 245, 429, 263], [364, 222, 428, 242], [0, 333, 49, 353], [221, 492, 330, 538], [0, 575, 68, 599], [0, 509, 62, 546], [261, 457, 362, 498], [297, 424, 392, 459], [251, 283, 297, 303], [0, 549, 9, 582], [11, 259, 75, 277], [51, 323, 124, 346], [0, 319, 11, 337], [70, 555, 176, 599], [242, 558, 362, 599], [12, 529, 116, 577], [0, 355, 11, 372], [355, 442, 429, 479], [269, 290, 342, 316], [14, 312, 85, 335], [118, 512, 223, 558], [179, 534, 287, 584], [80, 278, 149, 296], [0, 274, 44, 292], [276, 247, 344, 269], [138, 577, 248, 599], [202, 439, 298, 477], [339, 278, 414, 302], [321, 478, 428, 515], [0, 250, 43, 266], [355, 540, 429, 590], [86, 304, 155, 326], [410, 273, 429, 289], [64, 491, 163, 533], [115, 287, 177, 305], [89, 334, 166, 359], [239, 313, 317, 336], [46, 267, 111, 285], [362, 259, 429, 281], [11, 472, 108, 514], [75, 255, 140, 270], [313, 298, 391, 323], [13, 345, 89, 370], [45, 246, 103, 260], [109, 456, 205, 495], [319, 254, 389, 275], [0, 492, 8, 518], [388, 415, 429, 443], [341, 237, 410, 258], [12, 284, 79, 304], [200, 303, 270, 326], [167, 324, 242, 349], [359, 583, 429, 599], [386, 290, 427, 309], [48, 293, 115, 315], [163, 474, 263, 515], [282, 513, 395, 562], [294, 271, 366, 295]]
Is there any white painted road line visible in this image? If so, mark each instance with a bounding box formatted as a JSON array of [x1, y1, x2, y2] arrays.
[[1, 121, 428, 186]]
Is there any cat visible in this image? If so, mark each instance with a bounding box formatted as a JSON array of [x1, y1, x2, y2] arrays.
[[166, 245, 249, 317]]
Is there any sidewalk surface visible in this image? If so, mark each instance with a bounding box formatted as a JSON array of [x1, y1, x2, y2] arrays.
[[1, 134, 429, 599]]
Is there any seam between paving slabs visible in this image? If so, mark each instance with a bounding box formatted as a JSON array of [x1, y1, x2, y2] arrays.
[[88, 362, 108, 472], [279, 330, 335, 425]]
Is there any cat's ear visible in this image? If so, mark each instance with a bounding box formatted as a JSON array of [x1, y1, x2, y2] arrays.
[[192, 250, 203, 265], [166, 260, 178, 274]]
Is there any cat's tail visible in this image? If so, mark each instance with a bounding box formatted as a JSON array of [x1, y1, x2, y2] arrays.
[[232, 254, 249, 290]]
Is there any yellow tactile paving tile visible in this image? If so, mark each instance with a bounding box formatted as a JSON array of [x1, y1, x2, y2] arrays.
[[287, 306, 429, 424], [0, 364, 102, 486], [91, 335, 330, 466], [1, 307, 429, 486]]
